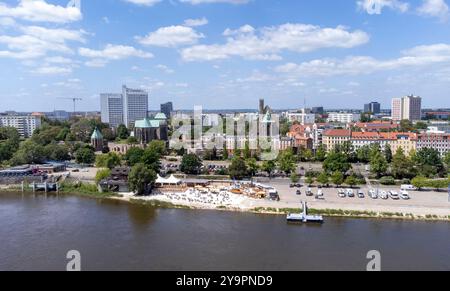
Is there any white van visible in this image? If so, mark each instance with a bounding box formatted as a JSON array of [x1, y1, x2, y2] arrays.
[[401, 185, 417, 191]]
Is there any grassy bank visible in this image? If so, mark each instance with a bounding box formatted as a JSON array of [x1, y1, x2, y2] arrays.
[[128, 198, 192, 209]]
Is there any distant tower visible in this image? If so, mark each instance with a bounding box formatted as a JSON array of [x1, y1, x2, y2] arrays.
[[91, 127, 104, 152], [259, 99, 265, 114]]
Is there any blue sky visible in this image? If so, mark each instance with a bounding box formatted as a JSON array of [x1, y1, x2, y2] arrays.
[[0, 0, 449, 112]]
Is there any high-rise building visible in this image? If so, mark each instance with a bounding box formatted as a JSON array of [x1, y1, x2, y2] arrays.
[[259, 99, 265, 114], [100, 93, 123, 128], [0, 114, 41, 137], [364, 102, 381, 114], [160, 102, 173, 118], [122, 85, 149, 128], [391, 95, 422, 121]]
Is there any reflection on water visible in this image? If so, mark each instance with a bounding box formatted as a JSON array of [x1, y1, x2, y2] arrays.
[[0, 192, 449, 271]]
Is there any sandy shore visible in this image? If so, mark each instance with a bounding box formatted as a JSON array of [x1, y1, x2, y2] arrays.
[[117, 181, 450, 220]]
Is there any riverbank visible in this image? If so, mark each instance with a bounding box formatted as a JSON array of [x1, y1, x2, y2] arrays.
[[1, 183, 449, 222]]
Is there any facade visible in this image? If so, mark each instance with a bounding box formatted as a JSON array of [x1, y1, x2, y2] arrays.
[[286, 111, 315, 125], [327, 113, 361, 124], [392, 95, 422, 121], [352, 121, 399, 132], [134, 114, 169, 144], [0, 114, 41, 137], [100, 93, 123, 128], [364, 102, 381, 114], [123, 85, 149, 128], [427, 121, 450, 134], [160, 102, 173, 118], [417, 133, 450, 156], [322, 129, 352, 151]]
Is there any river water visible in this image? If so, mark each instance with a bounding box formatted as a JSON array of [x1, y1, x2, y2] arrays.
[[0, 192, 448, 271]]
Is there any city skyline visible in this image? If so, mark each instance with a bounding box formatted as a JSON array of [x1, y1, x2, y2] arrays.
[[0, 0, 450, 112]]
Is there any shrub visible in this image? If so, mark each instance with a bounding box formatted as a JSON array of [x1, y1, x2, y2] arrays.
[[379, 176, 396, 185]]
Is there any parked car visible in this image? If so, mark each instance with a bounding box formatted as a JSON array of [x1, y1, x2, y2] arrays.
[[358, 190, 365, 199], [338, 190, 346, 198], [380, 191, 389, 200], [346, 189, 355, 198], [389, 191, 400, 200], [400, 191, 411, 200], [369, 189, 378, 199], [296, 190, 302, 196], [306, 188, 313, 196], [401, 184, 418, 191]]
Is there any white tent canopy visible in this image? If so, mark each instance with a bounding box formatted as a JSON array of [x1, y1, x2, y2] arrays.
[[155, 175, 182, 185]]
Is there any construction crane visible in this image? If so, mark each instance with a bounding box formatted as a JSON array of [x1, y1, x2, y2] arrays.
[[58, 98, 83, 113]]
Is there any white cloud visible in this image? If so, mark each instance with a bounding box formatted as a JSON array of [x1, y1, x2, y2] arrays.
[[417, 0, 449, 21], [79, 44, 153, 67], [0, 26, 86, 59], [180, 0, 250, 4], [123, 0, 162, 6], [184, 17, 208, 27], [31, 66, 73, 75], [156, 64, 175, 74], [181, 23, 369, 61], [275, 43, 450, 76], [0, 0, 82, 23], [357, 0, 409, 15], [137, 25, 204, 47]]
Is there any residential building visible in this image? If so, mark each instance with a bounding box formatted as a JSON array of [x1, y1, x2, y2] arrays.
[[311, 107, 324, 114], [427, 121, 450, 134], [100, 93, 123, 128], [47, 110, 71, 122], [327, 113, 361, 124], [425, 111, 450, 120], [417, 133, 450, 156], [122, 85, 149, 128], [389, 133, 417, 156], [352, 121, 399, 132], [286, 111, 315, 125], [322, 129, 352, 151], [364, 102, 381, 114], [392, 95, 422, 121], [160, 102, 173, 118], [0, 114, 41, 138]]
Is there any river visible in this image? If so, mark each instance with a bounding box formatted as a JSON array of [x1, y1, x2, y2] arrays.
[[0, 192, 448, 271]]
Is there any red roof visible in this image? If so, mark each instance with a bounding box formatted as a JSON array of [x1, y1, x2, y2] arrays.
[[323, 129, 351, 137]]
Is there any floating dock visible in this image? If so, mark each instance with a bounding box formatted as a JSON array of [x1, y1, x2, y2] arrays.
[[287, 201, 324, 224]]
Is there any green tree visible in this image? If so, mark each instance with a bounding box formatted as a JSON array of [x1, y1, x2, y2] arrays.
[[128, 163, 156, 195], [10, 140, 47, 165], [317, 172, 330, 186], [148, 140, 166, 156], [384, 144, 393, 163], [228, 157, 248, 180], [290, 172, 300, 184], [222, 145, 229, 160], [400, 120, 414, 132], [261, 160, 276, 178], [95, 152, 121, 169], [124, 147, 144, 166], [246, 158, 259, 177], [44, 143, 70, 161], [95, 168, 111, 184], [444, 152, 450, 172], [413, 148, 445, 177], [278, 149, 296, 174], [117, 124, 129, 140], [411, 176, 428, 190], [345, 175, 358, 188], [180, 153, 203, 175], [356, 145, 371, 163], [243, 141, 251, 159], [306, 176, 314, 186], [391, 148, 416, 179], [370, 151, 388, 178], [141, 147, 162, 173], [315, 145, 327, 162], [323, 151, 351, 173], [75, 146, 96, 165], [331, 171, 344, 187]]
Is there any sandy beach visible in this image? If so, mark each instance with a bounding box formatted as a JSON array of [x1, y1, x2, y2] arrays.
[[118, 180, 450, 219]]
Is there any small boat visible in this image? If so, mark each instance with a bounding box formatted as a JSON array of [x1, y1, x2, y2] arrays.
[[287, 201, 324, 224]]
